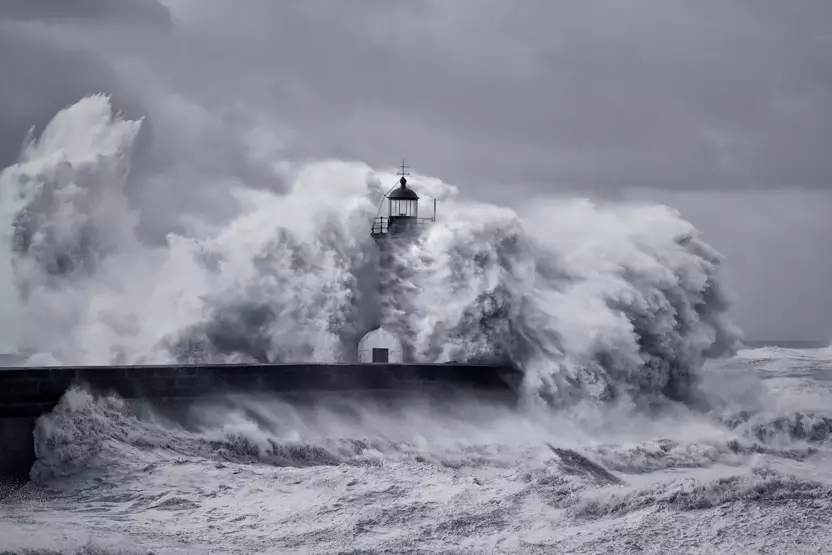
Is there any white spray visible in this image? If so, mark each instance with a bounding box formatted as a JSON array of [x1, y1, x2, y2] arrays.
[[0, 95, 741, 408]]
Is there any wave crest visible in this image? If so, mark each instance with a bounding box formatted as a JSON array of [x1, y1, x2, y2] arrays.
[[572, 466, 831, 518]]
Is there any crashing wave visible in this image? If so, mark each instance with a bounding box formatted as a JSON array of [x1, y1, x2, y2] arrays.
[[1, 95, 741, 407], [4, 94, 141, 287]]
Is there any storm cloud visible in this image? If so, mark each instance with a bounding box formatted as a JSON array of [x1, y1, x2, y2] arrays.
[[162, 0, 832, 192]]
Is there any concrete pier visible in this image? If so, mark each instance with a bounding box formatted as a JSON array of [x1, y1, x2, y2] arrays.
[[0, 417, 37, 478], [0, 362, 521, 480]]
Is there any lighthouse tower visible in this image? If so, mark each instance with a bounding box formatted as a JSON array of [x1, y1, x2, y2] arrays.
[[358, 161, 436, 363]]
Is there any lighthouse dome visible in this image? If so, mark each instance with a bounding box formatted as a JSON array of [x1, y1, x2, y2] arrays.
[[388, 177, 420, 200]]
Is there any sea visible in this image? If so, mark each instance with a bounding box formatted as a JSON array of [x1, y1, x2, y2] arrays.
[[1, 97, 831, 554]]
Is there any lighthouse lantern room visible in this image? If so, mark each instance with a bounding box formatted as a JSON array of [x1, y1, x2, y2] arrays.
[[370, 160, 436, 242]]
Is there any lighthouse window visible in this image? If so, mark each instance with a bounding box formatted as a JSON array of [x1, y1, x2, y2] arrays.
[[389, 199, 418, 217]]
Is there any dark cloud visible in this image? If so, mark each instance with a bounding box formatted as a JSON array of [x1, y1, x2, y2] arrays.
[[162, 0, 832, 192], [5, 0, 829, 194]]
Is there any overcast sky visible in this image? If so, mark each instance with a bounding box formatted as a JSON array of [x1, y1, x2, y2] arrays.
[[1, 0, 831, 341]]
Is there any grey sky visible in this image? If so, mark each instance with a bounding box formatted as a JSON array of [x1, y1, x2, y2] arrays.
[[1, 0, 830, 340]]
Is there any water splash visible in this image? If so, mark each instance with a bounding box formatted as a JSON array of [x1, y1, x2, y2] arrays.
[[0, 95, 741, 408]]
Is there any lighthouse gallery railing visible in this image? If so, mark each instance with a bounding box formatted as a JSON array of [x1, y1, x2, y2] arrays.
[[370, 217, 434, 237]]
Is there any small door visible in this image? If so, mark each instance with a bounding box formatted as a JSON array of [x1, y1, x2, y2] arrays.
[[372, 348, 389, 363]]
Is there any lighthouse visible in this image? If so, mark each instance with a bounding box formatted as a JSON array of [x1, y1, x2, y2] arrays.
[[358, 161, 436, 364]]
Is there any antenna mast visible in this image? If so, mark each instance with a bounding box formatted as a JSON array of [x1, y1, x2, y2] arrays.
[[397, 158, 410, 186], [397, 158, 410, 177]]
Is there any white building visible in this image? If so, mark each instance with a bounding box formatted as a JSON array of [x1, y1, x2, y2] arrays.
[[357, 327, 403, 363]]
